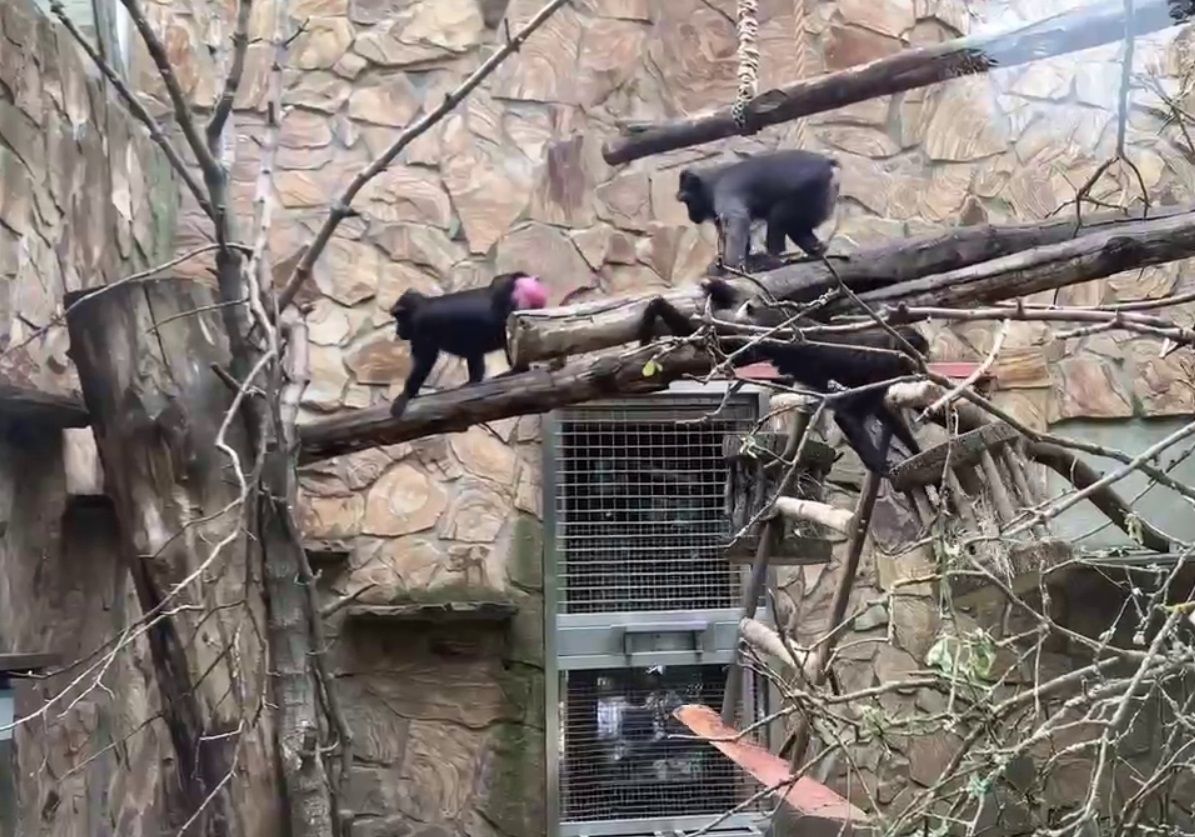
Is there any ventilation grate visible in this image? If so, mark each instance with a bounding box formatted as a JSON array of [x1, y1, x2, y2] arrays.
[[553, 398, 758, 614]]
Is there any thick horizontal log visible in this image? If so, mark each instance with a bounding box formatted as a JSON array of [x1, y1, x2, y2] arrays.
[[508, 204, 1195, 367], [298, 345, 710, 462], [0, 382, 90, 428], [844, 209, 1195, 313], [603, 0, 1194, 164]]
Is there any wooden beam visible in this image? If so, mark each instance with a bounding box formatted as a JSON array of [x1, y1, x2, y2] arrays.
[[299, 345, 710, 463], [0, 382, 89, 428], [508, 204, 1195, 368], [603, 0, 1192, 164]]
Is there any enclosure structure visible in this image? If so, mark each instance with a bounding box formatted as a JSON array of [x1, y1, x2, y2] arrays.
[[4, 0, 1195, 834]]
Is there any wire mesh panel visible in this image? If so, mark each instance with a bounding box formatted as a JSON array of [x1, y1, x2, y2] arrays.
[[553, 396, 759, 614], [559, 663, 767, 823]]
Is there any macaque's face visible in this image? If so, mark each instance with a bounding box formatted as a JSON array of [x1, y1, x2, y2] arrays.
[[512, 274, 549, 310]]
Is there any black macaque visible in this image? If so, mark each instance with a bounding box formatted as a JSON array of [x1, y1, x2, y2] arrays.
[[676, 149, 840, 271], [389, 271, 549, 418], [640, 278, 925, 475]]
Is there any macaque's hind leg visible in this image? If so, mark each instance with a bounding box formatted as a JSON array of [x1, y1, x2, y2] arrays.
[[833, 408, 893, 476], [639, 297, 698, 346], [466, 353, 486, 384], [880, 403, 921, 459]]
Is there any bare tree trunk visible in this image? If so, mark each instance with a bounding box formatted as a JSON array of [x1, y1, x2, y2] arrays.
[[66, 279, 281, 837]]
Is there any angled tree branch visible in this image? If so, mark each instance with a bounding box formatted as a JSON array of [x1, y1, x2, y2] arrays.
[[51, 1, 216, 220], [275, 0, 574, 315], [207, 0, 255, 150], [603, 0, 1195, 164]]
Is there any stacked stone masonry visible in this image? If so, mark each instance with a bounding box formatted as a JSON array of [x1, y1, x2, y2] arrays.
[[2, 0, 1195, 833]]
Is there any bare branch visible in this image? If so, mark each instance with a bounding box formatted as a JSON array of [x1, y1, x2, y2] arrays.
[[117, 0, 223, 183], [50, 1, 216, 220], [275, 0, 574, 314], [208, 0, 255, 150]]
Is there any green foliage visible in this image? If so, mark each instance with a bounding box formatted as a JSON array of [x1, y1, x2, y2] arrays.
[[926, 626, 997, 683]]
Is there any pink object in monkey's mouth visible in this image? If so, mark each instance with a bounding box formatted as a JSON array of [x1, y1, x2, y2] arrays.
[[514, 273, 549, 309]]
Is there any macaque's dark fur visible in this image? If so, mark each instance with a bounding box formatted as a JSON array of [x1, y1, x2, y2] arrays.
[[676, 149, 840, 271], [640, 278, 926, 475], [389, 271, 540, 417]]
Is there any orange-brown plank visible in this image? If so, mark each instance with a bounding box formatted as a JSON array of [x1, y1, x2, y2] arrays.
[[674, 704, 868, 825]]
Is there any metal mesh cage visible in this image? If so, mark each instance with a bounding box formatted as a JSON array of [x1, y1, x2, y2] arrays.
[[553, 397, 759, 614], [559, 663, 767, 823]]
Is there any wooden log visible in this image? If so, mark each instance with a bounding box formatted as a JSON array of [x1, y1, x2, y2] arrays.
[[842, 209, 1195, 314], [507, 204, 1195, 367], [673, 704, 869, 829], [980, 449, 1018, 526], [66, 279, 275, 828], [888, 423, 1020, 491], [298, 345, 711, 463], [740, 617, 809, 675], [773, 497, 856, 534], [0, 382, 89, 428], [603, 0, 1193, 164]]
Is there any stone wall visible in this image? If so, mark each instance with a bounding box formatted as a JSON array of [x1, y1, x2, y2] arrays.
[[0, 0, 180, 832]]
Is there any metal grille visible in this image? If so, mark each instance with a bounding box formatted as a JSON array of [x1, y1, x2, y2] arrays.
[[553, 397, 758, 614], [559, 664, 766, 823]]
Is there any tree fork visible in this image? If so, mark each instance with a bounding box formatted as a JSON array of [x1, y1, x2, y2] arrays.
[[603, 0, 1195, 164]]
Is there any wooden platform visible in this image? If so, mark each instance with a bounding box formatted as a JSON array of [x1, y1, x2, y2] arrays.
[[344, 601, 518, 624], [889, 423, 1020, 492], [0, 383, 89, 428], [0, 653, 61, 675], [951, 538, 1075, 606]]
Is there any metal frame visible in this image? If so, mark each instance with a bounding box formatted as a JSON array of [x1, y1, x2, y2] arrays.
[[544, 381, 775, 837]]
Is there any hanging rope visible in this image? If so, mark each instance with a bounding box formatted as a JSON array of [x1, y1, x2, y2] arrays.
[[789, 0, 813, 148], [732, 0, 760, 132]]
